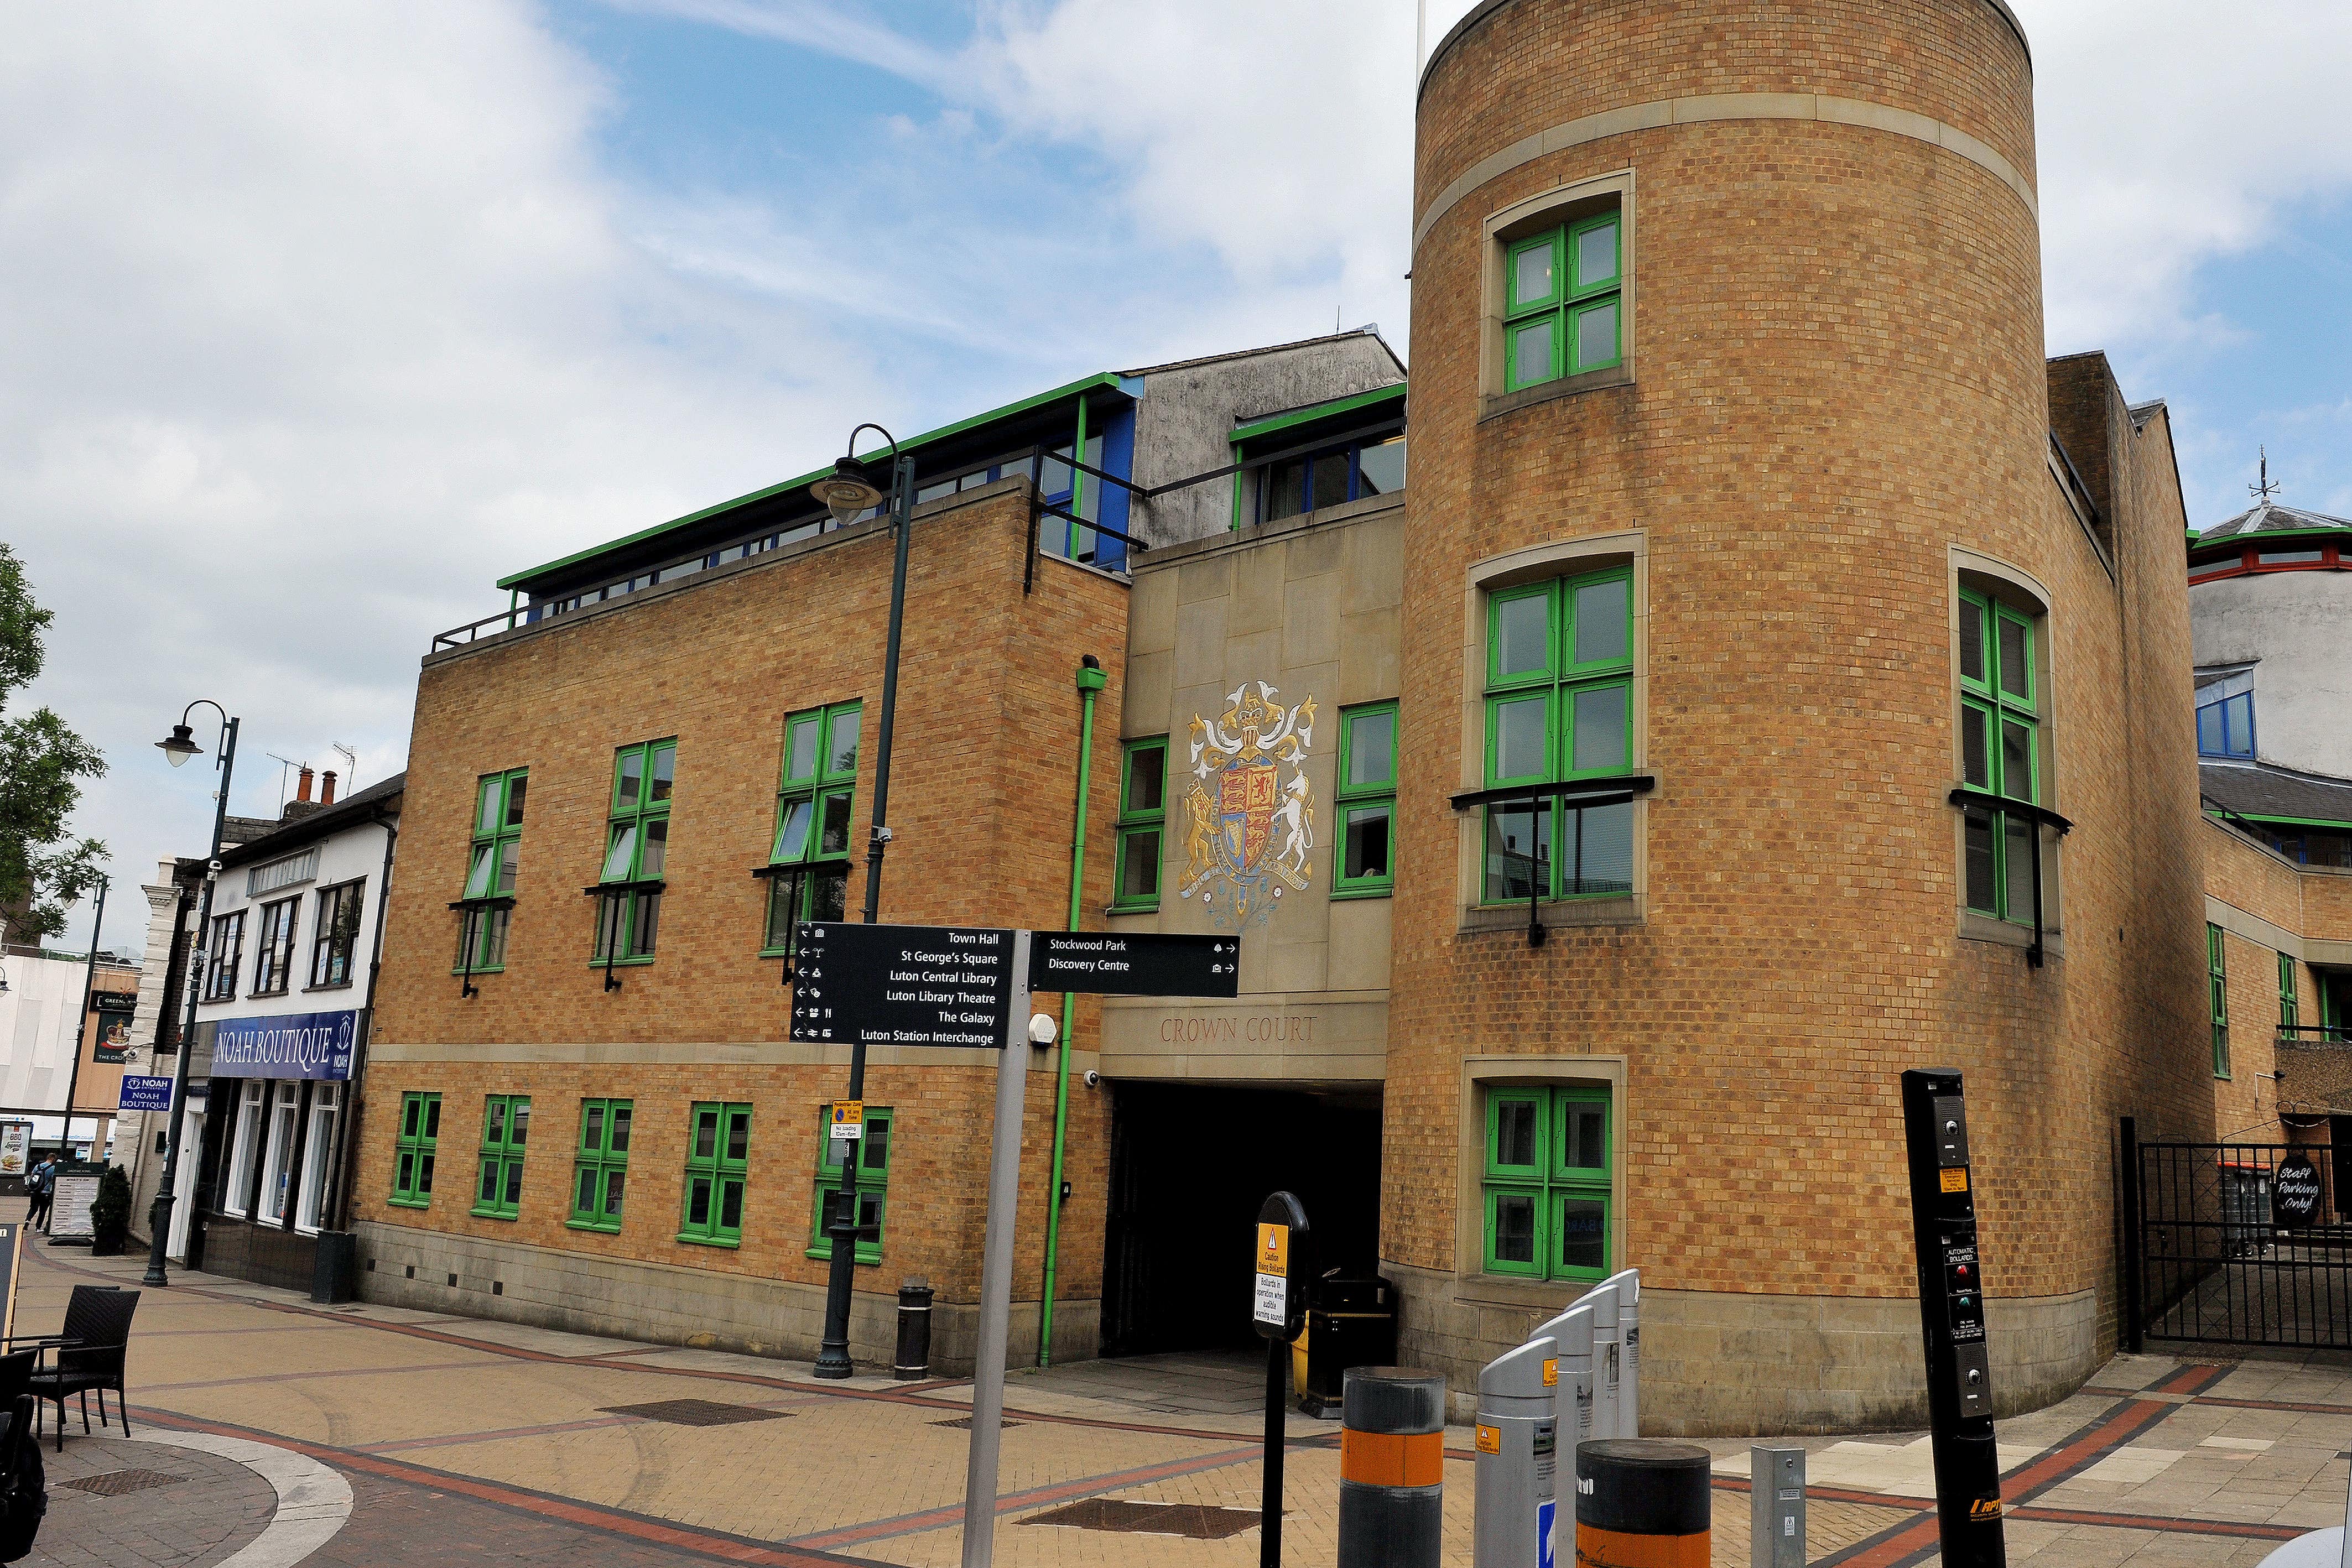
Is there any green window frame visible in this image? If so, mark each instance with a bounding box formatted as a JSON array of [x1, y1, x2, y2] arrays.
[[679, 1102, 752, 1247], [390, 1091, 440, 1209], [1481, 568, 1636, 903], [1958, 588, 2042, 924], [2209, 925, 2230, 1080], [2323, 972, 2352, 1046], [1112, 738, 1168, 912], [1481, 1086, 1611, 1282], [594, 740, 674, 964], [1335, 702, 1397, 897], [764, 703, 860, 952], [2281, 952, 2300, 1038], [472, 1094, 529, 1220], [457, 768, 527, 972], [569, 1097, 632, 1232], [808, 1105, 892, 1265], [1503, 210, 1623, 393]]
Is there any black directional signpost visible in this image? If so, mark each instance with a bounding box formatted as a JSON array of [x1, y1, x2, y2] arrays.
[[790, 922, 1017, 1048], [1028, 931, 1240, 998]]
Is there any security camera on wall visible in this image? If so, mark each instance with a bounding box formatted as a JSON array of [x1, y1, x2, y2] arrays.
[[1083, 1070, 1101, 1090]]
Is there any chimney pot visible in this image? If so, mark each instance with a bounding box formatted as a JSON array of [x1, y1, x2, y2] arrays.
[[296, 766, 314, 803], [321, 771, 338, 805]]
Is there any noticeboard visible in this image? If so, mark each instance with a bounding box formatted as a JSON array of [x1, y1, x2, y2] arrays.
[[47, 1164, 103, 1244]]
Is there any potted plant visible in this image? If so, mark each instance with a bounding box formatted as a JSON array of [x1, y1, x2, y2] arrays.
[[89, 1165, 131, 1256]]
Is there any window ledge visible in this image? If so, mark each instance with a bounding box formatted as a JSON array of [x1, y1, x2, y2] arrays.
[[565, 1218, 622, 1234], [1105, 902, 1161, 918], [302, 981, 357, 993], [677, 1234, 741, 1249], [1448, 1274, 1593, 1311], [449, 966, 505, 977], [805, 1246, 883, 1265], [471, 1208, 518, 1222], [587, 955, 657, 969], [386, 1197, 430, 1211], [1459, 894, 1644, 936], [1330, 885, 1395, 902], [1479, 362, 1634, 424], [1958, 911, 2064, 958]]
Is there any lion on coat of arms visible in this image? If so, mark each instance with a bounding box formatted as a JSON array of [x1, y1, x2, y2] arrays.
[[1180, 681, 1316, 928]]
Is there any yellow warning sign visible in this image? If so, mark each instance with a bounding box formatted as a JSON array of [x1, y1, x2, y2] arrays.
[[1940, 1168, 1969, 1194], [1475, 1424, 1501, 1455], [1543, 1358, 1559, 1388], [1256, 1223, 1289, 1277], [830, 1102, 863, 1142]]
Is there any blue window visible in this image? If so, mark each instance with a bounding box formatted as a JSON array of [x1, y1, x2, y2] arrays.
[[1257, 435, 1406, 525], [2197, 692, 2255, 759]]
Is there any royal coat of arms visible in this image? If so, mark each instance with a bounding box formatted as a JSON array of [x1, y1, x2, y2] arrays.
[[1179, 682, 1317, 928]]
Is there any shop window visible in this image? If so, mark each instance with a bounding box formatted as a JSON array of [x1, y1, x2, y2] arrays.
[[2209, 925, 2230, 1080], [1482, 1086, 1611, 1282], [570, 1098, 631, 1232], [457, 768, 527, 972], [679, 1102, 752, 1247], [765, 703, 860, 952], [295, 1085, 339, 1233], [1958, 588, 2044, 925], [2281, 952, 2301, 1039], [594, 741, 674, 963], [1336, 703, 1397, 897], [1113, 738, 1168, 911], [2197, 692, 2255, 760], [808, 1105, 892, 1264], [391, 1091, 440, 1209], [205, 911, 245, 1001], [310, 879, 366, 988], [257, 1083, 299, 1223], [1481, 569, 1635, 902], [221, 1081, 264, 1218], [251, 897, 299, 997], [1503, 210, 1622, 392], [1258, 435, 1408, 524], [473, 1095, 530, 1221]]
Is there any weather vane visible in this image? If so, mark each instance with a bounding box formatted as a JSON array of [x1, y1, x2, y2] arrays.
[[2251, 446, 2281, 503]]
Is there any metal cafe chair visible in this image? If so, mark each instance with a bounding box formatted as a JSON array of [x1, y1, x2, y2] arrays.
[[23, 1287, 137, 1451]]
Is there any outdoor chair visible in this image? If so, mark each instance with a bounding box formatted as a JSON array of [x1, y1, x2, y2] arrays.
[[25, 1287, 137, 1451], [0, 1350, 43, 1561]]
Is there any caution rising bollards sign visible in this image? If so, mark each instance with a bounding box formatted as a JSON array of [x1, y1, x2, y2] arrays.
[[1253, 1191, 1310, 1568]]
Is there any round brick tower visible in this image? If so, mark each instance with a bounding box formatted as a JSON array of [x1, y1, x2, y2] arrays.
[[1392, 0, 2138, 1432]]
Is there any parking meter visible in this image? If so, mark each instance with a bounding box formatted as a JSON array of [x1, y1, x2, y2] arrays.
[[1901, 1070, 2004, 1566], [1474, 1336, 1558, 1568], [1595, 1269, 1640, 1436]]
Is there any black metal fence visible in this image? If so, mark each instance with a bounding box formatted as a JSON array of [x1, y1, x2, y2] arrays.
[[2124, 1118, 2352, 1350]]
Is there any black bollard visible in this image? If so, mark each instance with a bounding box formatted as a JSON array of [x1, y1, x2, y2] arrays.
[[892, 1278, 933, 1380], [1573, 1440, 1710, 1567], [1336, 1366, 1444, 1568]]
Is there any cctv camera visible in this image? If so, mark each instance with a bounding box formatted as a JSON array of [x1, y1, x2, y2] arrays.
[[1083, 1070, 1101, 1089]]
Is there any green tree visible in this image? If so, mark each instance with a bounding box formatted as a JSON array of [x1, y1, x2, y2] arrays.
[[0, 543, 105, 943]]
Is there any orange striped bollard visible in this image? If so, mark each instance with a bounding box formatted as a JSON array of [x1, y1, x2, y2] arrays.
[[1338, 1367, 1445, 1568], [1574, 1440, 1710, 1566]]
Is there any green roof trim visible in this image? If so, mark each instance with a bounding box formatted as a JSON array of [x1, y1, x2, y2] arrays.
[[1229, 382, 1407, 449], [2206, 808, 2352, 834], [498, 372, 1136, 591]]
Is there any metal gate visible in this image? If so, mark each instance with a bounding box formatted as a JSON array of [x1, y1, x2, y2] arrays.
[[2123, 1118, 2352, 1350]]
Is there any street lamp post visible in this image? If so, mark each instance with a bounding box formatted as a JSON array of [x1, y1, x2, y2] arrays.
[[144, 702, 240, 1288], [808, 426, 915, 1379], [60, 877, 109, 1171]]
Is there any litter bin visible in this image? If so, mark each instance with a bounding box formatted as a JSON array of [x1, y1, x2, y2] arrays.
[[1300, 1270, 1398, 1418]]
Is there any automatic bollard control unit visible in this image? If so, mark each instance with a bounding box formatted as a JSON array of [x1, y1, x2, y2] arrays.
[[1749, 1445, 1805, 1567], [1474, 1337, 1558, 1568]]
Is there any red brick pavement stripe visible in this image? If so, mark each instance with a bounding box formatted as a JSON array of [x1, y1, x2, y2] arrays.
[[140, 1357, 498, 1394], [1708, 1475, 2304, 1542]]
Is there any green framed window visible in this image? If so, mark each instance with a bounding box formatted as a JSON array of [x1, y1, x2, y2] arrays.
[[1481, 1086, 1611, 1282], [1958, 589, 2042, 923], [390, 1091, 440, 1209], [678, 1102, 752, 1247], [764, 703, 860, 951], [457, 768, 527, 971], [1482, 569, 1635, 902], [2209, 925, 2230, 1079], [472, 1095, 529, 1220], [1336, 702, 1397, 896], [1113, 738, 1168, 911], [1503, 210, 1623, 392], [2281, 952, 2300, 1038], [569, 1097, 632, 1232], [2323, 971, 2352, 1046], [808, 1105, 893, 1265], [594, 741, 674, 963]]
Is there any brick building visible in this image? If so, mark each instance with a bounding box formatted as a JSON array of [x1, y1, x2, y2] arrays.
[[352, 0, 2231, 1432]]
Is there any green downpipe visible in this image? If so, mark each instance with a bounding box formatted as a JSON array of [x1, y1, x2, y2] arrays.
[[1040, 655, 1106, 1366]]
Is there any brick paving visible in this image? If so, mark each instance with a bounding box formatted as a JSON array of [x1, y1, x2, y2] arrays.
[[13, 1215, 2352, 1565]]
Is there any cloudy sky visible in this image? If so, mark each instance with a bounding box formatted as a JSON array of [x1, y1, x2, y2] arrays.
[[7, 0, 2350, 955]]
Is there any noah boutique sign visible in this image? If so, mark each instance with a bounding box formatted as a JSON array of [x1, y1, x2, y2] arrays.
[[209, 1009, 360, 1081]]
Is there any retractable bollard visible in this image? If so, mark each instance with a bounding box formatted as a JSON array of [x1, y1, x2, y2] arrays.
[[893, 1279, 934, 1381], [1588, 1280, 1621, 1446], [1749, 1445, 1805, 1567], [1473, 1338, 1558, 1568], [1597, 1270, 1640, 1437], [1338, 1367, 1445, 1568], [1575, 1440, 1710, 1567]]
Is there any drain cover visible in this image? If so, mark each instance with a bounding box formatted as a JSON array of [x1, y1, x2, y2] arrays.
[[1022, 1499, 1262, 1539], [932, 1415, 1024, 1430], [599, 1399, 790, 1428], [62, 1470, 187, 1497]]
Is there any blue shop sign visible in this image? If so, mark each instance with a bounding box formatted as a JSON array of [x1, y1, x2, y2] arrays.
[[118, 1076, 174, 1113], [210, 1009, 358, 1082]]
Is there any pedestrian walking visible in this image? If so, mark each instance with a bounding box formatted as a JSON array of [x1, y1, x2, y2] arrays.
[[24, 1157, 52, 1232]]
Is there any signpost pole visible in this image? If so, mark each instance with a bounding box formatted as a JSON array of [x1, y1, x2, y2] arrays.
[[959, 930, 1033, 1568], [1254, 1191, 1310, 1568], [61, 877, 107, 1163]]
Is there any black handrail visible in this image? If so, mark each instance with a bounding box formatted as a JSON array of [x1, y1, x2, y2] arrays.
[[1947, 787, 2073, 968]]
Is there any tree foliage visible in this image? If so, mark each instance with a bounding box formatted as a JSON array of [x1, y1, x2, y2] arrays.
[[0, 543, 106, 944]]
